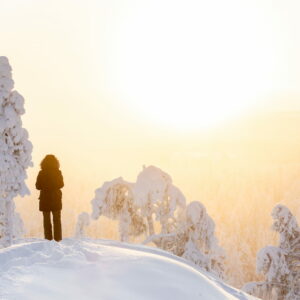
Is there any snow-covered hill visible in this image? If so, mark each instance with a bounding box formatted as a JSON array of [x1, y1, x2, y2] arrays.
[[0, 239, 256, 300]]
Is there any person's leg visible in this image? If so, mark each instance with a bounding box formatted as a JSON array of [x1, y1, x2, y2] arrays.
[[43, 211, 53, 240], [52, 211, 62, 242]]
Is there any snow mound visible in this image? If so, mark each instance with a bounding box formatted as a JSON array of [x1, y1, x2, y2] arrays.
[[0, 239, 255, 300]]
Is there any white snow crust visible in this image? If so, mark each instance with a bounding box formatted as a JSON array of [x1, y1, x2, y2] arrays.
[[0, 239, 256, 300]]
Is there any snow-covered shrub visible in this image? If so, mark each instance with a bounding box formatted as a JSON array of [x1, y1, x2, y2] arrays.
[[0, 57, 32, 247], [90, 177, 146, 242], [243, 204, 300, 299], [75, 212, 90, 238]]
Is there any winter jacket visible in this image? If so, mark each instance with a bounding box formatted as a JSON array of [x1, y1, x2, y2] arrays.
[[35, 168, 64, 212]]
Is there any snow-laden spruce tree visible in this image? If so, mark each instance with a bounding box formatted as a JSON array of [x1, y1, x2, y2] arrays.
[[90, 177, 146, 242], [0, 57, 32, 247], [243, 204, 300, 300]]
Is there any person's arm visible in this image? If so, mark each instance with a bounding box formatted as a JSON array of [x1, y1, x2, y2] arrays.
[[57, 170, 64, 189], [35, 171, 43, 190]]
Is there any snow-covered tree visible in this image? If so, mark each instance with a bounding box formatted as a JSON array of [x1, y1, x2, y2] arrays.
[[0, 57, 32, 247], [133, 165, 186, 237], [272, 204, 300, 251], [257, 246, 289, 284], [243, 246, 289, 299], [182, 201, 225, 278], [80, 166, 225, 279], [134, 167, 225, 278], [272, 204, 300, 299], [90, 177, 146, 242], [243, 204, 300, 299], [145, 201, 226, 278]]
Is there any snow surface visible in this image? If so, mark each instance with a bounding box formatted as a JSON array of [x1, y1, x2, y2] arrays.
[[0, 239, 256, 300]]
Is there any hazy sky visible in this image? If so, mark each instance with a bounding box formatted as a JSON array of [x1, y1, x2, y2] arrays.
[[1, 0, 300, 215]]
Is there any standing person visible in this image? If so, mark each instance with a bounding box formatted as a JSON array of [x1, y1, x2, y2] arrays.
[[36, 154, 64, 241]]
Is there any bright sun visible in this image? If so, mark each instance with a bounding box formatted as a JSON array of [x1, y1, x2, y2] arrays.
[[100, 0, 275, 130]]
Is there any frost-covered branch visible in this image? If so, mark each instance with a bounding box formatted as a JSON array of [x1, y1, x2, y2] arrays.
[[91, 177, 146, 242]]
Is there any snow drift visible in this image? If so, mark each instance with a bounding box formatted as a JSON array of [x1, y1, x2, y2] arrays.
[[0, 239, 255, 300]]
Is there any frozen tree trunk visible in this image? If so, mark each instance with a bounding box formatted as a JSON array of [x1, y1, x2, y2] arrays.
[[119, 212, 130, 242], [160, 191, 170, 235], [145, 193, 155, 236], [147, 215, 155, 236], [0, 200, 10, 247], [4, 200, 13, 247], [0, 195, 16, 247]]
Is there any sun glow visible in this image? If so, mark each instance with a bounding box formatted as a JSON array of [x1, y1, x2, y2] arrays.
[[98, 0, 276, 130]]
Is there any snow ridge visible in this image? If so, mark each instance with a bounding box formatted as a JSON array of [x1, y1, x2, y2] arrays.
[[0, 238, 256, 300]]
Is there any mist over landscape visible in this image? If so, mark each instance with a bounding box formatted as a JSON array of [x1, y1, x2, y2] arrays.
[[1, 0, 300, 299]]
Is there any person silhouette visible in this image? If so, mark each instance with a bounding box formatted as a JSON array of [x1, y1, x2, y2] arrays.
[[35, 154, 64, 241]]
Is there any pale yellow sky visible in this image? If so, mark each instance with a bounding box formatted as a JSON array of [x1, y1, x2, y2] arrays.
[[1, 0, 300, 236]]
